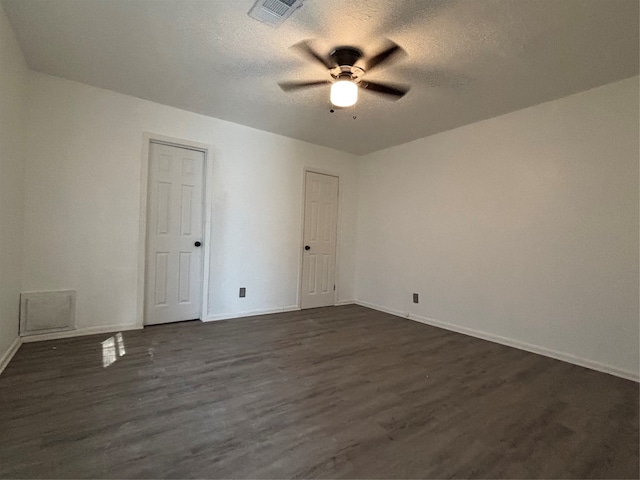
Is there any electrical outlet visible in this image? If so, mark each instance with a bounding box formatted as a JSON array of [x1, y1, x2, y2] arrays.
[[413, 293, 419, 303], [239, 287, 246, 298]]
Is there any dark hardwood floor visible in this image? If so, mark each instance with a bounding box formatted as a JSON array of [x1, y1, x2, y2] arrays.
[[0, 304, 638, 478]]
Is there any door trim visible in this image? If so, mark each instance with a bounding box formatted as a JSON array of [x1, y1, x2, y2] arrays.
[[298, 168, 341, 309], [137, 133, 213, 327]]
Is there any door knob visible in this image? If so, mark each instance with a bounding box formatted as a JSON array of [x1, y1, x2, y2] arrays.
[[304, 245, 310, 250], [194, 241, 202, 247]]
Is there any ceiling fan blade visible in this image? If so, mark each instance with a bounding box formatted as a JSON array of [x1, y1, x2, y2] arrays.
[[366, 43, 404, 72], [278, 80, 331, 92], [359, 81, 409, 99], [292, 40, 335, 70]]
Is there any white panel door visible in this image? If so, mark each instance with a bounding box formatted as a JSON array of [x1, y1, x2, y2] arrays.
[[145, 143, 204, 325], [301, 171, 339, 309]]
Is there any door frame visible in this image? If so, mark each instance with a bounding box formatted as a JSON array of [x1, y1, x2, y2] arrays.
[[137, 133, 213, 327], [298, 168, 341, 309]]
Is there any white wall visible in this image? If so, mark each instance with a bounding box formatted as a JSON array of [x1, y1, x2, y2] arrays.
[[356, 77, 639, 380], [0, 4, 27, 367], [21, 72, 358, 334]]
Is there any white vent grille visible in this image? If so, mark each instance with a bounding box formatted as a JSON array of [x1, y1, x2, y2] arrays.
[[263, 0, 291, 16], [248, 0, 303, 27], [20, 290, 76, 336]]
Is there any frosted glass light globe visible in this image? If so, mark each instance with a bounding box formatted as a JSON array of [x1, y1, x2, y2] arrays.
[[330, 80, 358, 107]]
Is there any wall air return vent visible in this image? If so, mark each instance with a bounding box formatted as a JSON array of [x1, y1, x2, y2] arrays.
[[248, 0, 304, 28], [20, 290, 76, 336]]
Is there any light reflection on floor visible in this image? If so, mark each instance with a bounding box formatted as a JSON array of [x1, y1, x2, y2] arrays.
[[101, 332, 125, 368]]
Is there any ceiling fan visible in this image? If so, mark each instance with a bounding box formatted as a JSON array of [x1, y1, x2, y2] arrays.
[[278, 40, 410, 107]]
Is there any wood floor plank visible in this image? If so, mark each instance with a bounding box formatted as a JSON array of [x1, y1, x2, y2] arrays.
[[0, 304, 637, 478]]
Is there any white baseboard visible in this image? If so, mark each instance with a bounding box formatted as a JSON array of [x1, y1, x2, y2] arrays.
[[0, 336, 22, 375], [21, 322, 141, 343], [205, 305, 301, 322], [335, 300, 356, 306], [356, 300, 639, 383]]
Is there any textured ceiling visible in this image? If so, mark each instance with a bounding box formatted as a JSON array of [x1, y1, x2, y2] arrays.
[[3, 0, 638, 155]]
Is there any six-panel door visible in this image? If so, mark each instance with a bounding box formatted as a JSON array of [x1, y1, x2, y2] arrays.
[[301, 171, 339, 309], [145, 143, 204, 325]]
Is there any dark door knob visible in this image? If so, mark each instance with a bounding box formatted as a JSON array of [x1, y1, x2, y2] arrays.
[[304, 245, 310, 250], [194, 241, 202, 247]]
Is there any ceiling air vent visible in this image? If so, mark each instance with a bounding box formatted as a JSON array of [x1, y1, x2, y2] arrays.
[[248, 0, 304, 28]]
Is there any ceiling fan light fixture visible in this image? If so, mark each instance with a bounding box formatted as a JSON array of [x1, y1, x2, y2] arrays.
[[330, 79, 358, 107], [279, 41, 408, 105]]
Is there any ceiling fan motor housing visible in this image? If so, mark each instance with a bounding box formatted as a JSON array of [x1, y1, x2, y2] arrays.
[[330, 47, 363, 68]]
